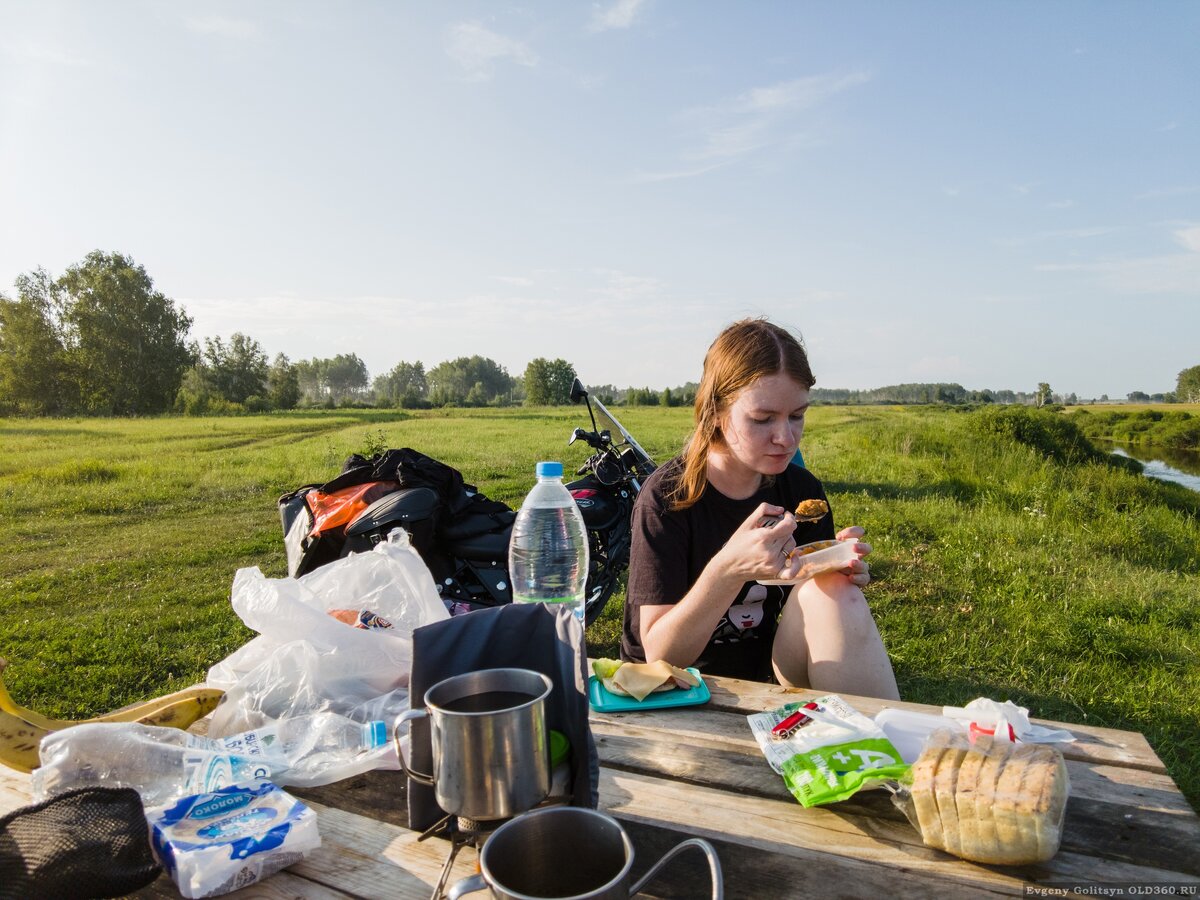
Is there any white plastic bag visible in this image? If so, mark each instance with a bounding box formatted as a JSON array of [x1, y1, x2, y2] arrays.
[[207, 531, 448, 739], [941, 698, 1076, 744]]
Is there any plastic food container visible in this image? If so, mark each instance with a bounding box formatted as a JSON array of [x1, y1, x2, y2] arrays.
[[758, 539, 859, 585]]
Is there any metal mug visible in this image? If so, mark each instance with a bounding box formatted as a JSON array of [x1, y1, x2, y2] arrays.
[[447, 806, 724, 900], [395, 667, 553, 821]]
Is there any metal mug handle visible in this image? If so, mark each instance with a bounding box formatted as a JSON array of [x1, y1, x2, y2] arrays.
[[629, 837, 723, 900], [446, 873, 487, 899], [394, 708, 434, 786]]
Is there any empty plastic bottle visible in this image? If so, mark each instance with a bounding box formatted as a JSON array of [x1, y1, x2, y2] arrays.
[[508, 461, 590, 624], [32, 712, 390, 807]]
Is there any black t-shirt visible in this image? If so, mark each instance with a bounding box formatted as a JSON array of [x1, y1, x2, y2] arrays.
[[621, 457, 836, 681]]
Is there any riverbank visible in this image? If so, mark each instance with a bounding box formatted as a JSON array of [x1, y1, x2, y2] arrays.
[[1067, 404, 1200, 451]]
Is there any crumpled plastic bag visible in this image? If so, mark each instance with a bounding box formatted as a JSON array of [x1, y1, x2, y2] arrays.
[[206, 530, 449, 741], [941, 698, 1076, 744]]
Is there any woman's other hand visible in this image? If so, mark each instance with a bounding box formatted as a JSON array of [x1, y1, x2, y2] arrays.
[[834, 525, 870, 587]]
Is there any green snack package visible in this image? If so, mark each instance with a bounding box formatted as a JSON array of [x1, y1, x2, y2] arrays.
[[747, 695, 910, 807]]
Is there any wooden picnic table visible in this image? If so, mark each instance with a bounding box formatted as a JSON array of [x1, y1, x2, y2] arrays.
[[2, 672, 1198, 898]]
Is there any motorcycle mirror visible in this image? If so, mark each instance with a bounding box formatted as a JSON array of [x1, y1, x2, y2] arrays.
[[569, 378, 588, 405]]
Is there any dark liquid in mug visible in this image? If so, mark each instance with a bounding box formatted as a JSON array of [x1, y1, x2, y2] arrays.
[[440, 691, 536, 713]]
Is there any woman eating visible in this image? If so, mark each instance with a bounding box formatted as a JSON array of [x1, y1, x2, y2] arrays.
[[621, 318, 899, 699]]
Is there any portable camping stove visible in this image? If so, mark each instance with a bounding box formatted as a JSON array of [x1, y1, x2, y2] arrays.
[[422, 813, 509, 900]]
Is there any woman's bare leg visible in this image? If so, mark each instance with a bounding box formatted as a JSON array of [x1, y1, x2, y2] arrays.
[[772, 573, 899, 700]]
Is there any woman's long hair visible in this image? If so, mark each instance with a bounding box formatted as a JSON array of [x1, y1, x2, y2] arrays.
[[670, 318, 814, 510]]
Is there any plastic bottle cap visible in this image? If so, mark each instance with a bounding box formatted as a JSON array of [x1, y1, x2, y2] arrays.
[[536, 461, 563, 478], [364, 721, 387, 748]]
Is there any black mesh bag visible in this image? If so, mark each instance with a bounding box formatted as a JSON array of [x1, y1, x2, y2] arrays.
[[0, 786, 161, 900]]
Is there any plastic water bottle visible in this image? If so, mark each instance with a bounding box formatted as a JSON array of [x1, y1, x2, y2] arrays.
[[508, 460, 590, 624], [32, 713, 390, 807]]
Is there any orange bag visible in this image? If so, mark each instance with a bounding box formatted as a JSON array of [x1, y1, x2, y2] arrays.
[[306, 481, 401, 539]]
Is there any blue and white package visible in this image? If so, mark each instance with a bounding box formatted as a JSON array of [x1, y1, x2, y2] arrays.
[[148, 781, 320, 898]]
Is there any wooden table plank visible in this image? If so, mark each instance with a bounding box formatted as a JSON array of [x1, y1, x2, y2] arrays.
[[699, 676, 1167, 773], [599, 768, 1200, 898], [592, 701, 1198, 820], [591, 705, 1200, 877]]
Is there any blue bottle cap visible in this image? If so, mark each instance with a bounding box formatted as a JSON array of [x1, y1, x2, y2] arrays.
[[536, 461, 563, 478]]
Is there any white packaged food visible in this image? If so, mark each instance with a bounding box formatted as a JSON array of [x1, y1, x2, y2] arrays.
[[148, 781, 320, 898]]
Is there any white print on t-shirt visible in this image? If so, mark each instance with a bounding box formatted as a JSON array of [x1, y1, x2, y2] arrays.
[[728, 585, 767, 632]]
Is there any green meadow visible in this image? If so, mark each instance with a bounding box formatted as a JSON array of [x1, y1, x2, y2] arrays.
[[1, 406, 1197, 810]]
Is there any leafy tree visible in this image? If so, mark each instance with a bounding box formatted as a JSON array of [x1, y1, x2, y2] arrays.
[[0, 271, 69, 413], [428, 355, 513, 406], [1035, 383, 1053, 408], [293, 353, 370, 403], [374, 360, 427, 407], [1127, 391, 1150, 403], [1176, 365, 1200, 404], [326, 353, 369, 400], [523, 358, 576, 405], [56, 251, 193, 414], [3, 253, 192, 415], [268, 353, 300, 410], [294, 358, 325, 403], [202, 333, 268, 404], [625, 387, 659, 406]]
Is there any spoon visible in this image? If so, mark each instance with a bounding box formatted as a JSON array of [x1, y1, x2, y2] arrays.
[[758, 499, 829, 528]]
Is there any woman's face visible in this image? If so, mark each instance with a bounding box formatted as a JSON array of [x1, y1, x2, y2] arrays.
[[718, 372, 809, 476]]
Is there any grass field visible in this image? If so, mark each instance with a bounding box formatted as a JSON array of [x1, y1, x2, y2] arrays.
[[1, 405, 1197, 810]]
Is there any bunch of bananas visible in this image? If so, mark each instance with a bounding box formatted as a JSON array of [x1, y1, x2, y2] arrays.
[[0, 658, 224, 774]]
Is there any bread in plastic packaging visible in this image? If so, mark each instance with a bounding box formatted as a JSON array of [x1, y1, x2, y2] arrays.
[[894, 728, 1069, 864]]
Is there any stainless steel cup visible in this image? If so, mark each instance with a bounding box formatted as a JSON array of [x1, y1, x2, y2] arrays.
[[447, 806, 723, 900], [395, 667, 552, 821]]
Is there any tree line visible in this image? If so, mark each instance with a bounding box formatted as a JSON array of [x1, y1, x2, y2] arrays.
[[0, 251, 589, 415], [3, 251, 1196, 416]]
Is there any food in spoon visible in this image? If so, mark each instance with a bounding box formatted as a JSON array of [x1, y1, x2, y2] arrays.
[[794, 499, 829, 520]]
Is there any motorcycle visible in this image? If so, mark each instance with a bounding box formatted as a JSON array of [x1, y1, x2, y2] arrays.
[[278, 378, 656, 627]]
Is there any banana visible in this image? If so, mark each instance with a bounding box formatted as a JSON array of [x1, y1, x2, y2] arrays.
[[0, 658, 224, 774]]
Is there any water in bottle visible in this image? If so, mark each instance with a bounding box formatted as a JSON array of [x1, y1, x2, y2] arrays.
[[508, 461, 590, 624]]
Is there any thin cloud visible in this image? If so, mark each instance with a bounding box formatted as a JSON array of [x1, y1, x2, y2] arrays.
[[492, 275, 535, 287], [631, 160, 731, 183], [589, 0, 647, 32], [184, 15, 259, 40], [1175, 225, 1200, 253], [589, 269, 664, 306], [8, 39, 89, 66], [998, 226, 1117, 247], [661, 71, 870, 173], [445, 21, 537, 81], [1136, 185, 1200, 200], [1035, 226, 1200, 294]]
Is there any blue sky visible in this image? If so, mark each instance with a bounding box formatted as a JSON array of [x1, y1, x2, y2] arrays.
[[2, 1, 1197, 398]]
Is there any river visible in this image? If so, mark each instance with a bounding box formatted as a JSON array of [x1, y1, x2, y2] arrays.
[[1102, 442, 1200, 494]]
